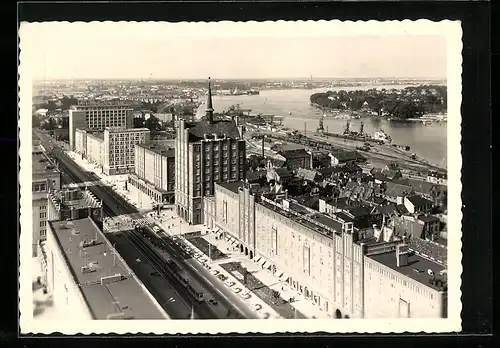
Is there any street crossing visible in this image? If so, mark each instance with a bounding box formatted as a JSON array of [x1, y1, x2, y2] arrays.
[[132, 217, 156, 228]]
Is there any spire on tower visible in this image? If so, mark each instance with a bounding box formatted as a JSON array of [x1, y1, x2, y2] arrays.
[[206, 77, 214, 123]]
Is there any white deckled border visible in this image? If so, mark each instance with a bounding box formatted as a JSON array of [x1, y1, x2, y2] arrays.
[[18, 19, 463, 334]]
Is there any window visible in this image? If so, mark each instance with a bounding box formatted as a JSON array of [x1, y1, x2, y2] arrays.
[[40, 229, 46, 237], [40, 205, 46, 211], [40, 212, 47, 219], [39, 221, 46, 227]]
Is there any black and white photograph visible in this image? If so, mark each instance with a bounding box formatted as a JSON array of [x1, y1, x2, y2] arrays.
[[19, 20, 462, 334]]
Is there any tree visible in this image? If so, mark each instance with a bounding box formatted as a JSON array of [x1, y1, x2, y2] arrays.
[[61, 96, 78, 110], [145, 115, 162, 131], [41, 117, 56, 131], [60, 116, 69, 129]]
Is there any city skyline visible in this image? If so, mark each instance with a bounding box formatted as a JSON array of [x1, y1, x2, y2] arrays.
[[22, 21, 447, 80]]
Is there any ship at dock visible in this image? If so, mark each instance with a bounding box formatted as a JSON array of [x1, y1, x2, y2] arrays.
[[373, 129, 392, 144]]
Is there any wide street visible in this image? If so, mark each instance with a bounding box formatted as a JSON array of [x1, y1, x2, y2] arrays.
[[36, 129, 258, 319]]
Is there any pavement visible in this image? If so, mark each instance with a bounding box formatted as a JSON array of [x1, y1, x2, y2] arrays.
[[145, 209, 331, 319], [51, 148, 258, 319]]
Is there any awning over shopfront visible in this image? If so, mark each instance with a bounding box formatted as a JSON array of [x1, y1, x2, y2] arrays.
[[262, 261, 272, 269], [225, 235, 231, 241], [232, 241, 239, 247], [280, 273, 290, 282], [258, 258, 266, 266], [253, 256, 262, 263]]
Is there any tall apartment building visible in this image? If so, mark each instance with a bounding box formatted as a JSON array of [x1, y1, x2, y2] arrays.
[[175, 78, 246, 225], [129, 143, 175, 204], [103, 127, 150, 175], [68, 102, 133, 150], [212, 181, 448, 319], [32, 146, 61, 256], [74, 127, 150, 175]]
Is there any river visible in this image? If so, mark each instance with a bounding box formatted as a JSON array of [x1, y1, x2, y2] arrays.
[[196, 85, 447, 168]]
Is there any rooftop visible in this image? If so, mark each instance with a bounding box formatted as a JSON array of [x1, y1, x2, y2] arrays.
[[259, 197, 344, 238], [186, 119, 241, 141], [137, 143, 175, 157], [32, 152, 59, 176], [406, 194, 434, 207], [277, 148, 310, 159], [368, 250, 447, 291], [48, 217, 167, 319], [49, 188, 101, 211], [216, 181, 245, 194], [105, 127, 150, 133]]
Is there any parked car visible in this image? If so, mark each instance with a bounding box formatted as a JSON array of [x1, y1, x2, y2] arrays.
[[262, 312, 270, 319], [150, 271, 160, 277], [217, 274, 228, 281], [250, 303, 262, 311], [152, 226, 161, 233], [240, 292, 251, 300], [224, 280, 235, 288], [208, 299, 218, 306], [210, 269, 219, 276], [231, 287, 242, 294]]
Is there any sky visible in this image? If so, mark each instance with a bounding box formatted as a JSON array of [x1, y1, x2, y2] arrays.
[[20, 21, 451, 80]]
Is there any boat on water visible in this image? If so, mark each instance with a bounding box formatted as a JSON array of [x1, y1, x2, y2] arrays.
[[373, 129, 392, 144]]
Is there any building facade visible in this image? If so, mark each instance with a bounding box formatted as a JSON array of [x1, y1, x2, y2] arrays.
[[32, 147, 61, 256], [103, 127, 150, 175], [74, 127, 150, 175], [363, 244, 447, 318], [68, 103, 133, 150], [213, 181, 448, 319], [175, 78, 246, 225], [129, 143, 175, 204]]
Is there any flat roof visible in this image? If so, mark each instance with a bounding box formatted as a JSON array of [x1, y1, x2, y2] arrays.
[[368, 251, 446, 291], [87, 132, 104, 140], [32, 152, 59, 176], [258, 199, 342, 238], [49, 217, 167, 319], [217, 181, 244, 194], [105, 127, 150, 133], [137, 143, 175, 157]]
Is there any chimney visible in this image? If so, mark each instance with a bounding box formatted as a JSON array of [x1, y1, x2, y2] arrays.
[[396, 243, 409, 267]]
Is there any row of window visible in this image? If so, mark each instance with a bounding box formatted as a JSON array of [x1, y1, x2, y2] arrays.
[[33, 183, 47, 192]]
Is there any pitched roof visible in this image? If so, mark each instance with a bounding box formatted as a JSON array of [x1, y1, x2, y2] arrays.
[[346, 206, 371, 218], [417, 214, 440, 223], [375, 203, 400, 216], [406, 194, 433, 207], [273, 168, 292, 178], [331, 150, 366, 162], [394, 178, 441, 195], [296, 168, 321, 181], [278, 148, 310, 159], [381, 168, 401, 179], [384, 182, 413, 198], [186, 119, 240, 141], [396, 204, 409, 215], [246, 170, 267, 182]]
